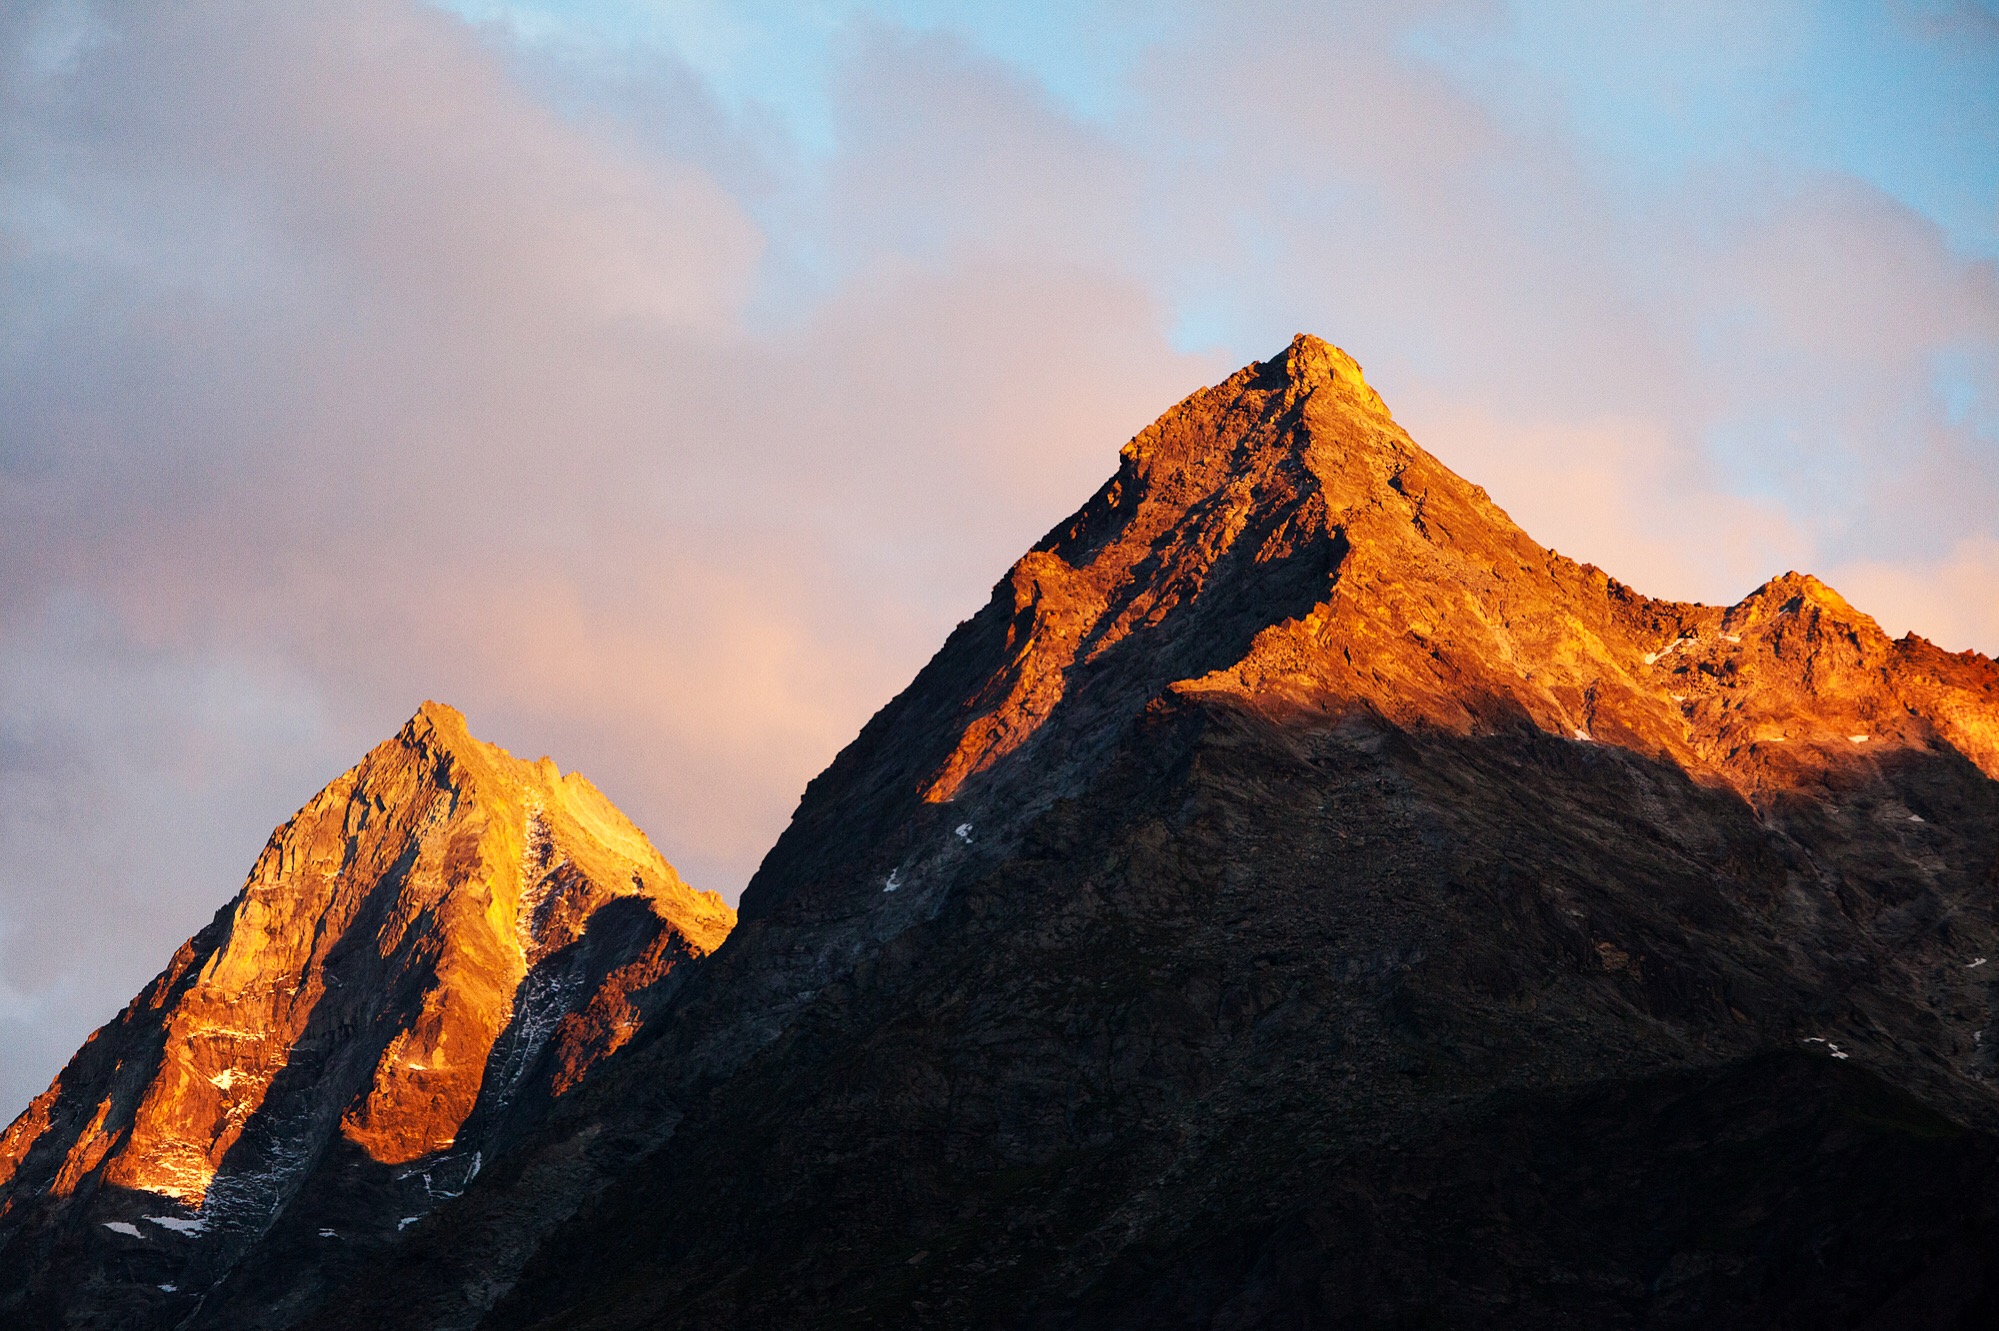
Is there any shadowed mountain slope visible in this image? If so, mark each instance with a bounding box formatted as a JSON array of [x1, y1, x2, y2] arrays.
[[0, 704, 732, 1330], [297, 336, 1999, 1330], [15, 336, 1999, 1328]]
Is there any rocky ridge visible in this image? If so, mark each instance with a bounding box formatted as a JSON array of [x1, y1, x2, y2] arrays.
[[737, 334, 1998, 961], [297, 337, 1999, 1330], [0, 702, 731, 1328], [7, 335, 1999, 1328]]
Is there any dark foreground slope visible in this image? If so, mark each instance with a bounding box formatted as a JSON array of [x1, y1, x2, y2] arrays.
[[468, 700, 1999, 1329], [165, 340, 1999, 1325]]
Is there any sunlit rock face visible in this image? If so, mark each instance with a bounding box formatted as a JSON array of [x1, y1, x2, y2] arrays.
[[13, 338, 1999, 1329], [370, 337, 1999, 1331], [0, 703, 730, 1323], [921, 334, 1999, 810]]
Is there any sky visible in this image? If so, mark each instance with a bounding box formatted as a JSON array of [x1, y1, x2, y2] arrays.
[[1, 0, 1995, 1119]]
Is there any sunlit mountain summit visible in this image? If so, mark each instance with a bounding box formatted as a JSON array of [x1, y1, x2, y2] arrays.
[[0, 703, 730, 1324], [6, 339, 1999, 1329]]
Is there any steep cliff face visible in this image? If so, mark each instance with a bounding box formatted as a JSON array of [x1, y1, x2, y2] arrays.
[[755, 334, 1998, 925], [0, 703, 731, 1329], [285, 338, 1999, 1331]]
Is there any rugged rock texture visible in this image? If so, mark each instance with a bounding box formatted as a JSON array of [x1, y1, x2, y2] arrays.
[[0, 703, 731, 1329], [13, 336, 1999, 1328], [313, 335, 1999, 1330]]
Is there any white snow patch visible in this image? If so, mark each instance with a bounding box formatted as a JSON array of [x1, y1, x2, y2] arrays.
[[882, 868, 902, 894], [1572, 728, 1591, 742], [1971, 958, 1989, 969], [102, 1221, 142, 1239], [1849, 735, 1869, 743], [1909, 814, 1926, 823], [398, 1216, 422, 1230], [1803, 1037, 1851, 1060], [318, 1228, 339, 1238], [954, 823, 973, 843], [146, 1215, 206, 1236], [481, 965, 586, 1128], [159, 1284, 177, 1293], [1643, 636, 1696, 666], [209, 1068, 238, 1091], [1723, 634, 1742, 644]]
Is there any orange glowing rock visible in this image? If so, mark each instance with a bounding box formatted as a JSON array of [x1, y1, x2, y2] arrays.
[[921, 335, 1999, 808], [0, 702, 731, 1213], [7, 336, 1997, 1331]]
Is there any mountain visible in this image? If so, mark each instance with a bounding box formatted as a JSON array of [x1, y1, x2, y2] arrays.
[[0, 703, 732, 1329], [12, 336, 1999, 1328], [305, 336, 1999, 1330]]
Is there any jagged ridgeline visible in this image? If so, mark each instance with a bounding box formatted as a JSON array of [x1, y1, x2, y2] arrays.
[[358, 337, 1999, 1331], [0, 703, 731, 1327], [9, 337, 1999, 1329]]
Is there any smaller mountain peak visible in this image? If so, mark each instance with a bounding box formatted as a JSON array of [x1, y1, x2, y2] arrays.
[[405, 699, 471, 744], [393, 700, 509, 782], [1743, 572, 1859, 616], [1725, 572, 1891, 649], [0, 696, 733, 1265]]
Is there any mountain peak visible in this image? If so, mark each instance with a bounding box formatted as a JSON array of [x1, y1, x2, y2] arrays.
[[751, 336, 1999, 925], [1741, 570, 1864, 617], [396, 698, 504, 775], [906, 336, 1520, 806], [406, 697, 470, 741], [1117, 333, 1392, 477], [0, 708, 733, 1296], [374, 703, 694, 894], [1267, 332, 1382, 407]]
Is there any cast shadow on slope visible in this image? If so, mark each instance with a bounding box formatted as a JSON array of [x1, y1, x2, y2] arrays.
[[742, 452, 1350, 928], [186, 894, 696, 1330], [0, 855, 696, 1331], [1056, 1050, 1999, 1331], [440, 691, 1999, 1331]]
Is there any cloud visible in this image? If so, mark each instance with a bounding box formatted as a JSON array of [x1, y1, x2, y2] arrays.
[[0, 0, 1225, 1113], [1834, 535, 1999, 653], [0, 0, 1993, 1119], [0, 597, 344, 1117], [1393, 403, 1814, 605], [1119, 0, 1999, 605]]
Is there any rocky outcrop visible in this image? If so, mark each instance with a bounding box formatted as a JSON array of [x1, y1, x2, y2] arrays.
[[0, 703, 730, 1329]]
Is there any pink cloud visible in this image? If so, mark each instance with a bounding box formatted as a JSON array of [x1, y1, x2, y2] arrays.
[[0, 0, 1992, 1122], [1833, 537, 1999, 654]]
